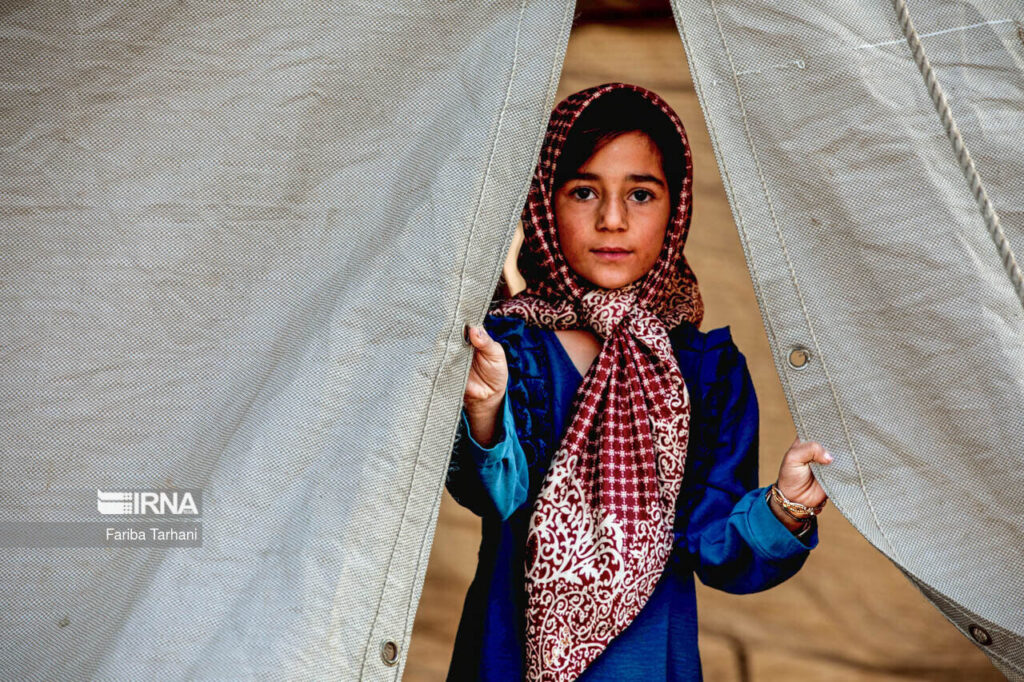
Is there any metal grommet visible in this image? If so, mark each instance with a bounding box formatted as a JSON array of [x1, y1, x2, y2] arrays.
[[380, 639, 400, 666], [787, 346, 811, 370], [969, 624, 992, 646]]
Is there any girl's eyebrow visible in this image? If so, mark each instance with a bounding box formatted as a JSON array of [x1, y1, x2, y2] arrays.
[[569, 171, 666, 188], [627, 173, 666, 188]]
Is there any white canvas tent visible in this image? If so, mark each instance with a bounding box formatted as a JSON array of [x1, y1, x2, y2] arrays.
[[0, 0, 1021, 679]]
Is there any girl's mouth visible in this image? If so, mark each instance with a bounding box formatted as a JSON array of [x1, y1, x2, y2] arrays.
[[592, 248, 632, 261]]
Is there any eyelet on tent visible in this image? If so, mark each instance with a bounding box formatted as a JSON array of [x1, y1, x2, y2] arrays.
[[380, 639, 400, 665], [787, 347, 811, 370], [969, 625, 992, 646]]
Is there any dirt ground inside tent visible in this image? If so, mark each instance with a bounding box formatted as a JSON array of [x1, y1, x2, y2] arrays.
[[406, 17, 1003, 682]]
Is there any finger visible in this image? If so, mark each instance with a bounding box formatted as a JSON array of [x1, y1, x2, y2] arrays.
[[468, 325, 489, 349], [788, 440, 832, 466], [800, 442, 833, 465], [470, 326, 504, 360]]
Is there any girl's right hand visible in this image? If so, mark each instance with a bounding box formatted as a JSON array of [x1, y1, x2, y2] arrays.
[[464, 326, 508, 409], [463, 326, 508, 448]]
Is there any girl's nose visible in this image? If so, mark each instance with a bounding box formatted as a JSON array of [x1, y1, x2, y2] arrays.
[[598, 198, 627, 231]]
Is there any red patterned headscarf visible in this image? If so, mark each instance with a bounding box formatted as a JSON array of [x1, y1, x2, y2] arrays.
[[491, 82, 703, 681]]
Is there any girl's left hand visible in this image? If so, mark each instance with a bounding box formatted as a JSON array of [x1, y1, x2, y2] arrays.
[[776, 437, 832, 509]]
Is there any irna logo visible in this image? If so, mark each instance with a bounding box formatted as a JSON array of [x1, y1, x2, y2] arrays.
[[97, 490, 200, 516]]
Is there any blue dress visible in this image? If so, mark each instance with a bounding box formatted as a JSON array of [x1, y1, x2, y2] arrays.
[[445, 314, 818, 681]]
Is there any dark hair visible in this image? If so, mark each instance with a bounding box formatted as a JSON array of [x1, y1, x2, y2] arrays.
[[553, 90, 685, 213]]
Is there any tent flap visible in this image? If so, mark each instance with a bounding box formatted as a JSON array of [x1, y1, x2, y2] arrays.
[[0, 1, 575, 678], [670, 0, 1024, 675]]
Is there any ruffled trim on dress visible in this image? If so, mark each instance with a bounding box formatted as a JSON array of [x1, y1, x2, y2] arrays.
[[483, 315, 556, 490]]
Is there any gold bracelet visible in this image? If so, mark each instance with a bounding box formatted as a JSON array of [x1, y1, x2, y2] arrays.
[[764, 487, 814, 538], [769, 483, 826, 519]]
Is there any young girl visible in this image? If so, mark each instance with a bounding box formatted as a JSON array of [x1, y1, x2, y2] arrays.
[[446, 82, 831, 682]]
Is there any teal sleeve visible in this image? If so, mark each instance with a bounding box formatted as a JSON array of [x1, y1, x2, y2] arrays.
[[688, 485, 817, 594], [745, 485, 818, 554], [446, 391, 530, 521]]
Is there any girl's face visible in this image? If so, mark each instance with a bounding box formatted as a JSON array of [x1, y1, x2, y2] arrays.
[[554, 131, 671, 290]]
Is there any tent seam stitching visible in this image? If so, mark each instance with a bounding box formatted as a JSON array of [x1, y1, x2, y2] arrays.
[[703, 0, 900, 561], [396, 0, 578, 675], [359, 1, 535, 678]]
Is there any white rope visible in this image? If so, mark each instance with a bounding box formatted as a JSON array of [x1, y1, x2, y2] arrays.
[[891, 0, 1024, 307]]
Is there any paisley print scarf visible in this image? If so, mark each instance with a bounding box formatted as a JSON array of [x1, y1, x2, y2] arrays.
[[490, 83, 704, 681]]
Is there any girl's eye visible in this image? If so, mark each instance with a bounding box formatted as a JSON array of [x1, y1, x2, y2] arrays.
[[570, 187, 595, 200], [631, 189, 654, 203]]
